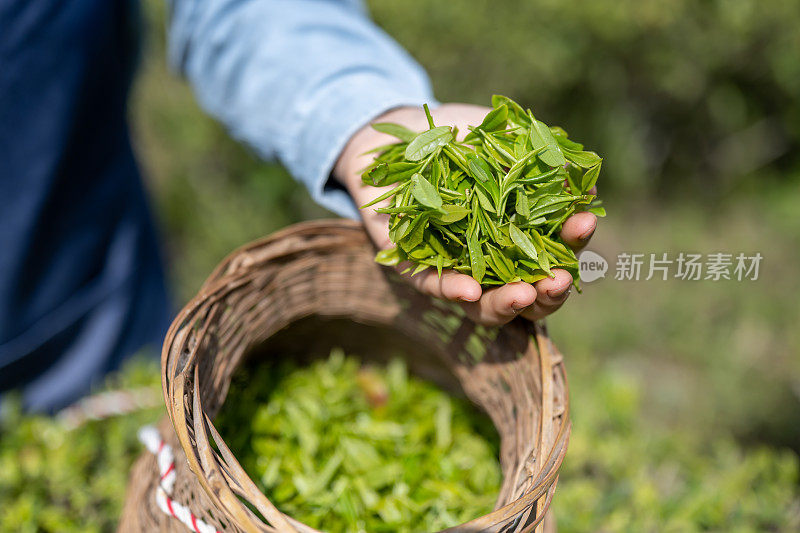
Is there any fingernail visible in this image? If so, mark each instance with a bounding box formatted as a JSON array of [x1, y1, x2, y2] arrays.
[[511, 300, 529, 312], [578, 227, 595, 241], [458, 295, 479, 303], [547, 286, 570, 298]]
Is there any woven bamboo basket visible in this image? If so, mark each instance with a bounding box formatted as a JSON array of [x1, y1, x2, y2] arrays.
[[119, 219, 570, 532]]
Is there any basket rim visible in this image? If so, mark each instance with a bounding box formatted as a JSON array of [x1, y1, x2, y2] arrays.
[[160, 219, 571, 533]]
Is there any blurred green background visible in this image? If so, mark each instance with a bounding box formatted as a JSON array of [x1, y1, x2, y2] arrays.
[[3, 0, 798, 530], [132, 0, 800, 529]]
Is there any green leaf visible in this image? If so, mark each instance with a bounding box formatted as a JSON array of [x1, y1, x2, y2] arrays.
[[410, 173, 443, 209], [480, 104, 508, 131], [581, 162, 602, 192], [509, 223, 538, 261], [529, 229, 553, 276], [358, 97, 604, 288], [374, 248, 401, 266], [478, 130, 516, 165], [515, 188, 530, 219], [465, 105, 509, 141], [386, 162, 421, 182], [473, 187, 496, 214], [400, 215, 428, 251], [514, 134, 529, 159], [405, 126, 453, 161], [431, 204, 470, 223], [466, 227, 485, 284], [491, 95, 528, 125], [364, 163, 388, 185], [391, 216, 414, 242], [359, 181, 410, 209], [468, 155, 494, 183], [552, 129, 584, 151], [519, 166, 560, 184], [485, 245, 517, 282], [371, 122, 417, 142], [563, 147, 602, 168], [411, 263, 429, 276], [529, 113, 566, 167], [501, 149, 538, 190]]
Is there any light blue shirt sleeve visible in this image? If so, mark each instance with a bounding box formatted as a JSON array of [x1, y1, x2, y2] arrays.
[[166, 0, 437, 219]]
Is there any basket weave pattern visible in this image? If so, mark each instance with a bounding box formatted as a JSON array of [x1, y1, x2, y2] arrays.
[[119, 220, 570, 532]]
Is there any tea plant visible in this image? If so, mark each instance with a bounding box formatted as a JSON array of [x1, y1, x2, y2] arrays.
[[0, 359, 161, 533]]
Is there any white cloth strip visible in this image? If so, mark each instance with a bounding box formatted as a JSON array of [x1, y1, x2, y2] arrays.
[[137, 425, 176, 493], [138, 425, 220, 533], [155, 487, 220, 533]]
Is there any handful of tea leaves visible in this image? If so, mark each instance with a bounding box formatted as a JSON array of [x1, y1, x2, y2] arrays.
[[216, 350, 501, 532], [362, 96, 605, 286]]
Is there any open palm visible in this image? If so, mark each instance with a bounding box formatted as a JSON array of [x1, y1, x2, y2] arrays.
[[335, 104, 597, 326]]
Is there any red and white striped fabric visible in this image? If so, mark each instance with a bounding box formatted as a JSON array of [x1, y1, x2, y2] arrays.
[[138, 425, 221, 533]]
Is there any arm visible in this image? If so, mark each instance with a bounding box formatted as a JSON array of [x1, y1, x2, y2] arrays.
[[168, 0, 597, 325], [167, 0, 435, 218]]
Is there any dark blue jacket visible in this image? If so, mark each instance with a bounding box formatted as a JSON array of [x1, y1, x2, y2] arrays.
[[0, 0, 170, 411]]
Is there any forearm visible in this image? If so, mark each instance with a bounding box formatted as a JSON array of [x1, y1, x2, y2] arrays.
[[167, 0, 436, 217]]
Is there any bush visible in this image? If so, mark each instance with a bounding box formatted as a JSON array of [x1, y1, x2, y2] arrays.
[[0, 360, 161, 532], [369, 0, 800, 196], [557, 368, 800, 531]]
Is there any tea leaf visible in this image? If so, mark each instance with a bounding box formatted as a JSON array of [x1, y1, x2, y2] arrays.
[[432, 204, 470, 223], [515, 187, 530, 219], [375, 248, 401, 266], [581, 162, 602, 192], [468, 155, 494, 183], [529, 228, 552, 275], [410, 173, 443, 209], [466, 226, 485, 283], [406, 126, 453, 161], [563, 147, 602, 168], [363, 96, 604, 287], [529, 114, 566, 167], [474, 187, 496, 214], [509, 223, 538, 262], [372, 122, 417, 142]]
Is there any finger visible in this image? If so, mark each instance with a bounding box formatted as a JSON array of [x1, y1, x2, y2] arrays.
[[521, 269, 573, 321], [560, 211, 597, 252], [461, 282, 537, 326], [400, 266, 482, 303]]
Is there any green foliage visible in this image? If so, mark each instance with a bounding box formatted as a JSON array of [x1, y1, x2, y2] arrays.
[[215, 350, 502, 532], [368, 0, 800, 197], [122, 1, 800, 530], [363, 98, 603, 285], [558, 368, 800, 531], [550, 190, 800, 451], [0, 359, 162, 532]]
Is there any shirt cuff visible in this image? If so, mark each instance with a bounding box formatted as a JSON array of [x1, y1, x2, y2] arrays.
[[287, 76, 437, 220]]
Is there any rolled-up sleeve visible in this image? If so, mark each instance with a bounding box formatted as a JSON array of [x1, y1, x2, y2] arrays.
[[167, 0, 436, 218]]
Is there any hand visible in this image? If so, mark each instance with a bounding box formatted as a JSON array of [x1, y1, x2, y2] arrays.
[[334, 104, 597, 326]]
